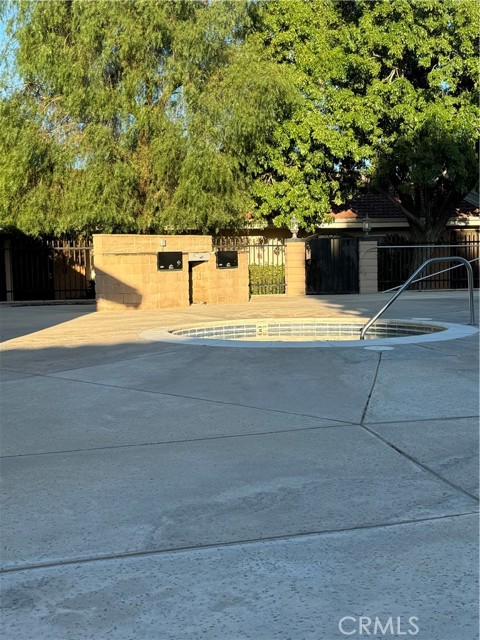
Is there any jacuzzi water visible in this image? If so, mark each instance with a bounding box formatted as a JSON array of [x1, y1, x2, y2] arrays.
[[142, 318, 478, 348], [171, 319, 443, 341]]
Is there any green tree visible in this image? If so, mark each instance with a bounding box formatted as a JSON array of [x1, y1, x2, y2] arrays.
[[246, 0, 351, 232], [0, 0, 292, 237], [249, 0, 479, 240], [2, 0, 477, 241]]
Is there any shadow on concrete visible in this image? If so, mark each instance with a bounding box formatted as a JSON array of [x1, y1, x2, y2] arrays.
[[0, 272, 145, 342], [0, 335, 477, 592], [0, 339, 182, 376], [0, 304, 96, 343]]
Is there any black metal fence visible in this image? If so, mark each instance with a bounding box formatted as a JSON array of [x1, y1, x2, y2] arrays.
[[0, 238, 95, 301], [213, 236, 286, 295], [378, 235, 480, 291]]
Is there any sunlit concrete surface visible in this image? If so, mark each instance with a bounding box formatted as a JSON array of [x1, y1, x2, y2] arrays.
[[1, 291, 478, 640]]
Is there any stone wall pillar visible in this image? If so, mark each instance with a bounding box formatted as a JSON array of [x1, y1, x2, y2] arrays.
[[359, 239, 378, 294], [285, 240, 306, 296]]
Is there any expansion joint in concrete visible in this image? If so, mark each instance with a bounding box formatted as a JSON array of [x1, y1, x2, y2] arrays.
[[1, 511, 477, 576], [0, 420, 356, 460], [34, 372, 359, 426], [360, 351, 383, 423], [360, 423, 480, 504]]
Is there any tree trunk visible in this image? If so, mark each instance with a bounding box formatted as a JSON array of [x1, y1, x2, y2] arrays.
[[407, 218, 452, 290]]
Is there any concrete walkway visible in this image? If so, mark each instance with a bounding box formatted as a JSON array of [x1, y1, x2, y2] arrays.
[[0, 292, 478, 640]]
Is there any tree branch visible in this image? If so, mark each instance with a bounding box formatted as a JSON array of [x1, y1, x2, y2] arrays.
[[385, 191, 425, 231], [383, 174, 425, 232]]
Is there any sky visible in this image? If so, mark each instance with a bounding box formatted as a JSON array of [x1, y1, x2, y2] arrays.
[[0, 4, 12, 49], [0, 8, 21, 95], [0, 12, 9, 55]]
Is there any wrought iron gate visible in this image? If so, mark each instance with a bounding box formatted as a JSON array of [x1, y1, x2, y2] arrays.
[[248, 239, 285, 295], [0, 237, 95, 301], [305, 236, 359, 294], [214, 237, 286, 295]]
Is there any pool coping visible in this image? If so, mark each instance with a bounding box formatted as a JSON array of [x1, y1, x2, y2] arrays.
[[141, 318, 479, 349]]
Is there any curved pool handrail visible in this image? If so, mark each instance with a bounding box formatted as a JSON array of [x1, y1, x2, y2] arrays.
[[360, 256, 476, 340]]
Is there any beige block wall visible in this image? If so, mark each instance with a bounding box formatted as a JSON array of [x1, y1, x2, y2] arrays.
[[191, 252, 249, 305], [359, 239, 378, 293], [285, 240, 306, 296], [93, 234, 249, 310]]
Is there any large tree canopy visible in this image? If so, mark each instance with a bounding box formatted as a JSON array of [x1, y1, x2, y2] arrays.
[[250, 0, 479, 239], [0, 0, 478, 240], [0, 0, 293, 236]]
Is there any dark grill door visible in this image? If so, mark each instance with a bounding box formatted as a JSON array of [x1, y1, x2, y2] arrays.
[[306, 237, 359, 294], [11, 245, 55, 300]]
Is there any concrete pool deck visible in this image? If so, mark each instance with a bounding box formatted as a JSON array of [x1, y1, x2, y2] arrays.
[[0, 291, 479, 639]]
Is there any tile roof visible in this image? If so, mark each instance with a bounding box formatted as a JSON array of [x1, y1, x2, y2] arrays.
[[455, 199, 480, 218], [331, 194, 402, 220], [331, 193, 480, 220]]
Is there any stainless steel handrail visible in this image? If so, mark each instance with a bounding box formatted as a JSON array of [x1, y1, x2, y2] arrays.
[[360, 256, 476, 340]]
